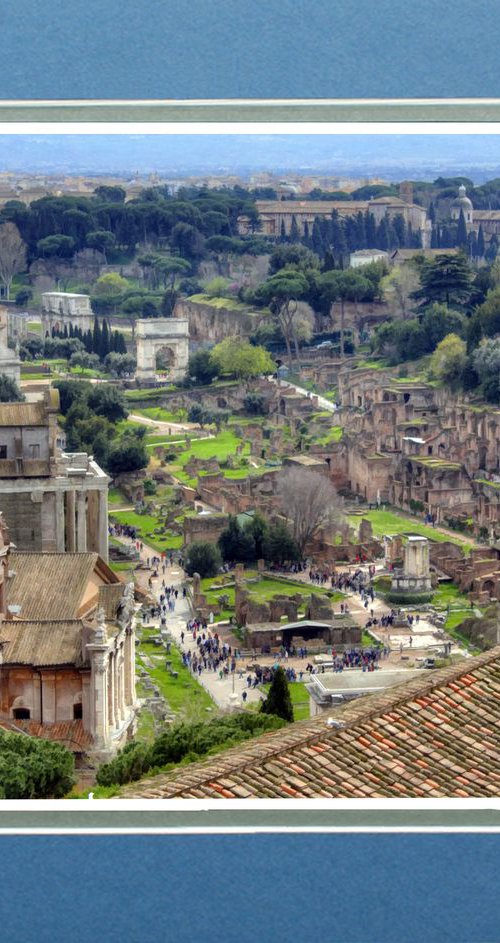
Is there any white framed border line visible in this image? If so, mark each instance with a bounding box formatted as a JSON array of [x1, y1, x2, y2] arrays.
[[1, 98, 500, 107], [1, 122, 500, 133], [0, 120, 497, 821]]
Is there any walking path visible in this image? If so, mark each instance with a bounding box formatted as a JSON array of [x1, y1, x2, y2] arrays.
[[267, 376, 337, 413], [120, 536, 266, 709]]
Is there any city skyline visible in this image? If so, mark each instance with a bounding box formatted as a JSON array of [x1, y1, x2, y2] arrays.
[[0, 133, 500, 180]]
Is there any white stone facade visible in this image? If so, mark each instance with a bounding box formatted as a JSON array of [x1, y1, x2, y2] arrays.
[[135, 317, 189, 382]]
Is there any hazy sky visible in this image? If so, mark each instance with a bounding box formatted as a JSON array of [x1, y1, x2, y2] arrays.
[[1, 134, 500, 179]]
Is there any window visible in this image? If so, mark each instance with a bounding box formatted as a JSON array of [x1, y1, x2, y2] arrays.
[[29, 444, 40, 459], [0, 446, 7, 459], [13, 708, 30, 720], [73, 703, 83, 720]]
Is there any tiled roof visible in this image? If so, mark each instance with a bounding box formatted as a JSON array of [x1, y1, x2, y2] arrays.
[[0, 619, 85, 667], [7, 551, 100, 619], [1, 719, 93, 752], [98, 583, 125, 621], [124, 647, 500, 799], [0, 402, 47, 427]]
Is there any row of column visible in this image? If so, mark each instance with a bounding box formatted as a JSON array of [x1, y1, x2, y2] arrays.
[[55, 488, 108, 560]]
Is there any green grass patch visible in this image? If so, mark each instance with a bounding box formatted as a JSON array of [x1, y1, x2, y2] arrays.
[[188, 293, 255, 312], [432, 582, 470, 610], [133, 406, 188, 423], [110, 509, 183, 552], [137, 633, 215, 716], [347, 508, 473, 549]]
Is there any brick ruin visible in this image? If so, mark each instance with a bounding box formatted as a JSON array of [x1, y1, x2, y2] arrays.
[[333, 367, 500, 539]]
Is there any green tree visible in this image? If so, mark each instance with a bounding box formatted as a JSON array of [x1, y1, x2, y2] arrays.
[[456, 209, 468, 251], [429, 333, 467, 387], [263, 521, 300, 565], [0, 730, 74, 798], [69, 351, 100, 374], [85, 230, 116, 262], [94, 272, 130, 297], [103, 352, 137, 377], [107, 436, 148, 474], [243, 392, 268, 415], [36, 234, 75, 259], [53, 379, 91, 414], [413, 253, 474, 309], [218, 517, 256, 563], [477, 225, 486, 258], [188, 349, 218, 386], [88, 385, 128, 423], [0, 374, 24, 402], [204, 276, 232, 298], [94, 185, 126, 203], [184, 541, 222, 578], [210, 338, 274, 381], [260, 667, 294, 722], [255, 270, 310, 368]]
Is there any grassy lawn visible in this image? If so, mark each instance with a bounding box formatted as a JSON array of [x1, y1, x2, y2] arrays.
[[137, 629, 215, 720], [348, 508, 473, 549], [108, 486, 129, 508], [133, 406, 187, 423], [110, 509, 183, 552], [261, 681, 310, 721], [432, 581, 470, 610]]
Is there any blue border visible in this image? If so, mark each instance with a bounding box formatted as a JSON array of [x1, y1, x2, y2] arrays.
[[5, 834, 500, 942], [2, 0, 500, 101]]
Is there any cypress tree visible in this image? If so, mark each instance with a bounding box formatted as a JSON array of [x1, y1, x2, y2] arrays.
[[117, 332, 127, 354], [84, 329, 93, 354], [100, 319, 110, 360], [477, 225, 485, 258], [429, 201, 436, 223], [92, 316, 101, 356], [355, 211, 366, 249], [260, 667, 294, 723], [457, 209, 468, 250], [303, 220, 310, 245], [280, 220, 286, 243], [290, 214, 300, 243], [311, 217, 324, 256], [68, 323, 74, 338], [365, 210, 377, 247]]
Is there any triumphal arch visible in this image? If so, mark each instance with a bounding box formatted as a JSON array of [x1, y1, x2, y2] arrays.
[[135, 317, 189, 382]]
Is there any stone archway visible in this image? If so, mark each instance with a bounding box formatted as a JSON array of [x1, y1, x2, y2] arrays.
[[135, 317, 189, 382], [155, 345, 176, 374]]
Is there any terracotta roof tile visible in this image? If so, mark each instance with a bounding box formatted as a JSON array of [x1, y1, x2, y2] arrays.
[[123, 646, 500, 799]]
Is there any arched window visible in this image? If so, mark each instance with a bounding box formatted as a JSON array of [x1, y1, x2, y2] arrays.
[[13, 707, 30, 720], [73, 693, 83, 720]]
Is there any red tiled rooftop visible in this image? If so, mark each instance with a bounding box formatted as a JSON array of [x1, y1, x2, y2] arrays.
[[123, 647, 500, 799]]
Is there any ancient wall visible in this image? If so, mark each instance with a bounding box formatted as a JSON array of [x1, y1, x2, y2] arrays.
[[174, 298, 266, 345]]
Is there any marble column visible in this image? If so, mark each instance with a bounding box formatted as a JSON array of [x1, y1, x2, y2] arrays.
[[55, 491, 65, 552], [92, 657, 109, 745], [76, 491, 87, 551], [65, 491, 76, 552], [108, 653, 115, 729], [98, 489, 108, 562]]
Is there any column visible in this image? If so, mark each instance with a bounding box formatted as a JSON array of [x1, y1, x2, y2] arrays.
[[92, 657, 109, 745], [76, 491, 87, 551], [119, 647, 127, 721], [107, 653, 115, 729], [65, 491, 76, 552], [124, 628, 135, 706], [98, 489, 109, 562], [55, 491, 65, 551]]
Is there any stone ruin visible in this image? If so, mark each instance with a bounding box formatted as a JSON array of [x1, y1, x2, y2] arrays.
[[390, 536, 433, 601]]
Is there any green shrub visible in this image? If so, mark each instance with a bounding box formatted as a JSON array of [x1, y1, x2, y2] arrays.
[[96, 713, 285, 787]]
